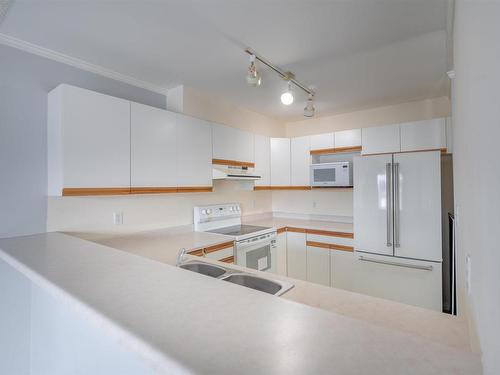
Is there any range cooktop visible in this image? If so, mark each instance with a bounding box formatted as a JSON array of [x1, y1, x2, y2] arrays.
[[207, 225, 271, 237]]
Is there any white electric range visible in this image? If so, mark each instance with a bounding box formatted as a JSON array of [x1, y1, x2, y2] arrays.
[[193, 203, 277, 272]]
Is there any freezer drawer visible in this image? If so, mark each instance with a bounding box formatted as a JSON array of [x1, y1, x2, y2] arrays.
[[340, 252, 442, 311]]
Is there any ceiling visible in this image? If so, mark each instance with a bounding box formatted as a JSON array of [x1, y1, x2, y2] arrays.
[[0, 0, 451, 121]]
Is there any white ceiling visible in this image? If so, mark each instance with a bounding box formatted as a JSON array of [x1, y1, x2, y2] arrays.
[[0, 0, 450, 121]]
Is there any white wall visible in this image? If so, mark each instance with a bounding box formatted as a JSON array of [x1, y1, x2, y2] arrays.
[[286, 96, 450, 137], [453, 1, 500, 373]]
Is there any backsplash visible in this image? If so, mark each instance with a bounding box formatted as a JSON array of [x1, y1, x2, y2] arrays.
[[47, 180, 272, 237]]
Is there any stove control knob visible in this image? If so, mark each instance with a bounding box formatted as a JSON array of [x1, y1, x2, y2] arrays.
[[236, 206, 240, 211], [206, 209, 212, 214], [201, 209, 207, 215], [229, 206, 234, 211]]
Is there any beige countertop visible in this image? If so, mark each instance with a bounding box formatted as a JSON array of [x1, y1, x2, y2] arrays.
[[85, 217, 472, 354], [243, 215, 354, 233], [0, 232, 481, 375]]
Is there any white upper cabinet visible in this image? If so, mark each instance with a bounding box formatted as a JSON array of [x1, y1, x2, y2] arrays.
[[177, 114, 213, 187], [290, 136, 311, 186], [361, 124, 401, 155], [310, 133, 334, 150], [270, 138, 291, 186], [334, 129, 361, 148], [400, 118, 446, 152], [48, 84, 131, 194], [212, 123, 254, 163], [131, 103, 177, 188], [254, 134, 271, 186]]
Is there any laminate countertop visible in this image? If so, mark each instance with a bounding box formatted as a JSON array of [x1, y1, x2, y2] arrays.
[[0, 232, 481, 375]]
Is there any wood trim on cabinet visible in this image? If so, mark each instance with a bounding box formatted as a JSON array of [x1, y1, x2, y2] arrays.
[[130, 187, 177, 194], [276, 227, 287, 234], [306, 229, 354, 239], [329, 243, 354, 252], [310, 145, 362, 155], [286, 227, 307, 233], [204, 241, 234, 254], [212, 158, 255, 168], [62, 187, 131, 196], [311, 186, 353, 189], [220, 256, 234, 264], [188, 249, 204, 256], [254, 186, 273, 191], [362, 148, 447, 157], [306, 240, 331, 249], [177, 186, 213, 193]]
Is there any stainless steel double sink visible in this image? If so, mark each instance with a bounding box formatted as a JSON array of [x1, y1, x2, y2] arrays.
[[179, 261, 294, 296]]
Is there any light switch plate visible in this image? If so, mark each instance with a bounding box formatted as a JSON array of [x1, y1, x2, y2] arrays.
[[113, 212, 123, 225]]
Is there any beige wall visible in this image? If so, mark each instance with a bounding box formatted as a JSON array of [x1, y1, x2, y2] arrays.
[[181, 86, 286, 137], [286, 96, 450, 137], [452, 2, 500, 373]]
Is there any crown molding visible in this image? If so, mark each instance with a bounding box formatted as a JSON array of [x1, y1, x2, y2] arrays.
[[0, 32, 168, 95]]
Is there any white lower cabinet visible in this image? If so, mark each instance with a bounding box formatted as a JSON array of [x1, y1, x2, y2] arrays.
[[306, 245, 330, 286], [335, 253, 442, 311], [275, 232, 287, 276], [286, 231, 307, 281]]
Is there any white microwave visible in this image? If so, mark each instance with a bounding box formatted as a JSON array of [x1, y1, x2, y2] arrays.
[[310, 162, 353, 187]]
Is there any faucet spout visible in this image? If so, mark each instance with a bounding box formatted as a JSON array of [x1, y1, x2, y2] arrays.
[[176, 248, 187, 266]]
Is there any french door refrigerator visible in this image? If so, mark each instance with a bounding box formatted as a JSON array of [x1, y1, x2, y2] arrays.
[[353, 150, 442, 311]]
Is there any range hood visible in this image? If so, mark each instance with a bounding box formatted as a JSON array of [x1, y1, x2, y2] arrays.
[[212, 165, 261, 180]]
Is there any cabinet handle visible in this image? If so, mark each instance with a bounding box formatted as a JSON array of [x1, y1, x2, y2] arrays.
[[393, 162, 400, 248], [358, 255, 433, 271], [385, 163, 392, 247]]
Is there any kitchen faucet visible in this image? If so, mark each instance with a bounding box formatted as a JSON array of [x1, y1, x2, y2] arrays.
[[176, 248, 187, 266]]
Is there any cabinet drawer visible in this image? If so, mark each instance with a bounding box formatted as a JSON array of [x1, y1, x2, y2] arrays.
[[306, 233, 353, 248]]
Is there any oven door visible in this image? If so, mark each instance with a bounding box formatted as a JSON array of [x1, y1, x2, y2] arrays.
[[235, 233, 277, 273]]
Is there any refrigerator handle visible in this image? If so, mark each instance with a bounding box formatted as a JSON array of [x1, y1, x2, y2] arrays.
[[386, 163, 392, 247], [394, 162, 400, 248]]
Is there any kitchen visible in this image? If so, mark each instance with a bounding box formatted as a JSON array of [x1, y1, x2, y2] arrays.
[[0, 1, 499, 375]]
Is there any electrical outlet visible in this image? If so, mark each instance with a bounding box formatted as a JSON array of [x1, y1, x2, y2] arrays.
[[312, 201, 317, 208], [253, 199, 256, 208], [465, 254, 471, 295], [113, 212, 123, 225]]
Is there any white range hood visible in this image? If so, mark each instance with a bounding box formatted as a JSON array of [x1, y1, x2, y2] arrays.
[[212, 165, 261, 180]]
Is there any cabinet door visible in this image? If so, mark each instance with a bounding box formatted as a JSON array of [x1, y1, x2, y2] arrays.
[[177, 114, 213, 187], [286, 231, 307, 281], [290, 136, 310, 186], [342, 253, 442, 311], [212, 123, 253, 163], [400, 118, 446, 152], [334, 129, 361, 148], [254, 135, 271, 186], [330, 250, 356, 288], [310, 133, 334, 150], [306, 245, 331, 286], [361, 124, 400, 155], [393, 151, 441, 261], [270, 138, 291, 186], [353, 154, 394, 256], [275, 232, 287, 276], [131, 103, 177, 188], [60, 84, 130, 188]]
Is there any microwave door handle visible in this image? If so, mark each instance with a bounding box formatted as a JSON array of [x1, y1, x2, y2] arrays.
[[386, 163, 393, 247]]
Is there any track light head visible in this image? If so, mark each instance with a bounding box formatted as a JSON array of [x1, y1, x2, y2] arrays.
[[246, 54, 261, 87], [303, 94, 315, 117], [281, 81, 294, 105]]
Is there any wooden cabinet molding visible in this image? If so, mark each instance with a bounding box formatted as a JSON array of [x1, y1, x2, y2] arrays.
[[305, 228, 354, 239], [310, 146, 362, 155], [204, 241, 235, 254], [306, 240, 354, 252], [62, 186, 213, 196], [253, 186, 311, 191], [212, 158, 255, 168], [220, 256, 234, 264], [188, 248, 204, 256]]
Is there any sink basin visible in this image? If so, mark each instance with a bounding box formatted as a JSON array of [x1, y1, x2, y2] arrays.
[[179, 262, 227, 278], [221, 273, 293, 296]]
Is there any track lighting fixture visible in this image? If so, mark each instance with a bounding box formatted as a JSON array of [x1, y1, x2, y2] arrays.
[[244, 48, 316, 116], [280, 81, 294, 105], [246, 54, 261, 87], [303, 94, 315, 117]]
